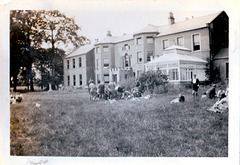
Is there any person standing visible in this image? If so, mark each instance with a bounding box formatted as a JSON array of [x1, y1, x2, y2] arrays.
[[192, 74, 200, 96]]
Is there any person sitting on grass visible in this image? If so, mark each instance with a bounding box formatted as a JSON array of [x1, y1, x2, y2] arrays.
[[170, 93, 185, 104], [216, 87, 226, 101], [206, 84, 216, 99]]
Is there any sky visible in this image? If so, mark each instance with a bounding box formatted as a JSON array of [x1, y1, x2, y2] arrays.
[[1, 0, 240, 165]]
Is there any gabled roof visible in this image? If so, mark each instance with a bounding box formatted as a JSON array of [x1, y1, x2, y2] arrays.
[[66, 44, 94, 58], [133, 24, 160, 36], [157, 11, 223, 37]]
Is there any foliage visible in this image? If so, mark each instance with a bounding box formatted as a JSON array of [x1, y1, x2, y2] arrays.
[[118, 77, 136, 91], [138, 70, 168, 94]]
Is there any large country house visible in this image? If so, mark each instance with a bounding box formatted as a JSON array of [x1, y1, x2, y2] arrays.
[[63, 11, 228, 87]]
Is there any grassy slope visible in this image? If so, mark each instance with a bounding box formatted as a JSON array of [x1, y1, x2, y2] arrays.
[[10, 89, 228, 157]]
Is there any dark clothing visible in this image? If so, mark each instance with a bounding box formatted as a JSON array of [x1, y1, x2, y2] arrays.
[[192, 78, 200, 92], [206, 86, 216, 99]]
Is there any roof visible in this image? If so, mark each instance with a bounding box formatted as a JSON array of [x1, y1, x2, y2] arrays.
[[66, 44, 94, 58], [213, 48, 229, 60], [165, 45, 191, 51], [146, 46, 207, 66], [157, 11, 223, 37], [96, 11, 224, 44]]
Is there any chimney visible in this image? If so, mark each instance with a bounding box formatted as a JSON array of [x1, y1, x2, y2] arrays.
[[168, 12, 175, 25], [106, 31, 112, 36], [95, 39, 99, 43]]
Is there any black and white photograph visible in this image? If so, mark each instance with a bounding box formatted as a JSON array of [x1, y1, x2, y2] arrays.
[[0, 0, 239, 165]]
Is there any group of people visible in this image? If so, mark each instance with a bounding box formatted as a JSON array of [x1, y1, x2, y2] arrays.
[[87, 78, 142, 101]]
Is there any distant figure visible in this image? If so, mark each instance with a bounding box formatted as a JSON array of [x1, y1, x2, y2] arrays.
[[97, 82, 105, 99], [191, 74, 199, 97], [170, 93, 185, 104], [115, 84, 124, 99], [206, 84, 216, 99], [89, 82, 98, 100], [217, 87, 226, 101], [88, 78, 94, 94], [108, 81, 117, 99]]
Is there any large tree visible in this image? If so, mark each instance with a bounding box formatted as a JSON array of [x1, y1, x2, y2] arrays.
[[39, 10, 90, 90], [10, 10, 89, 91]]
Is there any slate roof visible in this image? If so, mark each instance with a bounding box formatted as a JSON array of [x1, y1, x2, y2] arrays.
[[157, 11, 222, 37], [96, 11, 223, 44], [66, 44, 94, 58]]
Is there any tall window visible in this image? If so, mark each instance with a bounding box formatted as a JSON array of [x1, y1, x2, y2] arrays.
[[96, 59, 99, 70], [79, 74, 82, 86], [226, 62, 229, 79], [96, 47, 100, 53], [147, 51, 153, 62], [97, 74, 100, 84], [67, 75, 70, 86], [177, 37, 184, 46], [124, 54, 131, 67], [103, 58, 109, 68], [72, 59, 75, 68], [137, 51, 143, 63], [67, 60, 69, 69], [136, 37, 143, 45], [104, 74, 109, 83], [163, 39, 169, 49], [79, 57, 82, 67], [73, 75, 76, 86], [103, 46, 109, 52], [193, 34, 200, 51], [146, 36, 154, 44], [169, 69, 179, 80]]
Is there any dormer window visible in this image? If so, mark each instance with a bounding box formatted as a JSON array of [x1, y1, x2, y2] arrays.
[[136, 37, 143, 45], [177, 37, 184, 46], [103, 46, 109, 52]]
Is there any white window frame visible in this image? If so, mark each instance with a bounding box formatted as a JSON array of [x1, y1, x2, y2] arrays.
[[136, 37, 143, 45], [176, 36, 184, 46], [103, 46, 109, 53], [67, 60, 69, 69], [96, 47, 100, 54], [73, 75, 76, 86], [103, 58, 109, 68], [79, 74, 82, 86], [163, 39, 169, 50], [72, 58, 75, 68], [146, 36, 154, 44], [192, 33, 201, 51], [79, 57, 82, 67], [137, 51, 143, 63]]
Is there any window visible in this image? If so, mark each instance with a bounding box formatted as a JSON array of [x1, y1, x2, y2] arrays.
[[73, 75, 76, 86], [226, 62, 229, 79], [97, 74, 100, 84], [177, 37, 184, 46], [96, 47, 100, 53], [103, 58, 109, 68], [169, 69, 179, 80], [193, 34, 200, 51], [125, 74, 128, 79], [67, 60, 69, 69], [67, 75, 70, 86], [79, 74, 82, 86], [136, 37, 143, 45], [147, 51, 153, 62], [124, 54, 131, 67], [103, 46, 109, 52], [96, 59, 99, 70], [72, 59, 75, 68], [104, 74, 109, 83], [137, 51, 143, 63], [122, 44, 130, 51], [163, 39, 169, 49], [79, 57, 82, 67], [146, 36, 154, 44]]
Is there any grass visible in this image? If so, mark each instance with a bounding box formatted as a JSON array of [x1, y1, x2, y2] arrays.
[[10, 87, 228, 157]]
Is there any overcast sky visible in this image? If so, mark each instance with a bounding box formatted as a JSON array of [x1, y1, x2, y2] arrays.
[[1, 0, 240, 165]]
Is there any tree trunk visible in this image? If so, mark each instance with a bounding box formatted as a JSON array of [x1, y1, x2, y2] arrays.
[[29, 63, 34, 92]]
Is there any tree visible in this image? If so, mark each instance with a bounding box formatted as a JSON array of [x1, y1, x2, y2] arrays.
[[10, 10, 45, 91], [39, 10, 90, 90]]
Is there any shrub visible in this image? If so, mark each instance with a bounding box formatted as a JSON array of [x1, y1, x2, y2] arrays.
[[138, 70, 168, 94], [118, 77, 136, 91]]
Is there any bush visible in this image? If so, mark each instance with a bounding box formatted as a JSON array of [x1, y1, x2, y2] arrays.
[[138, 70, 168, 94], [118, 77, 136, 91]]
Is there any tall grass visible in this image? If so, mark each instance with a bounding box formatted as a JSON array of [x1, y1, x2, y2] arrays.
[[10, 89, 228, 156]]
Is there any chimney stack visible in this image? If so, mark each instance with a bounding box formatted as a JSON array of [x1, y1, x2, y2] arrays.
[[106, 31, 112, 36], [168, 12, 175, 25], [95, 39, 99, 43]]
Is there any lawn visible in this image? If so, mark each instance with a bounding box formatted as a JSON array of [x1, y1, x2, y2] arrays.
[[10, 88, 228, 157]]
